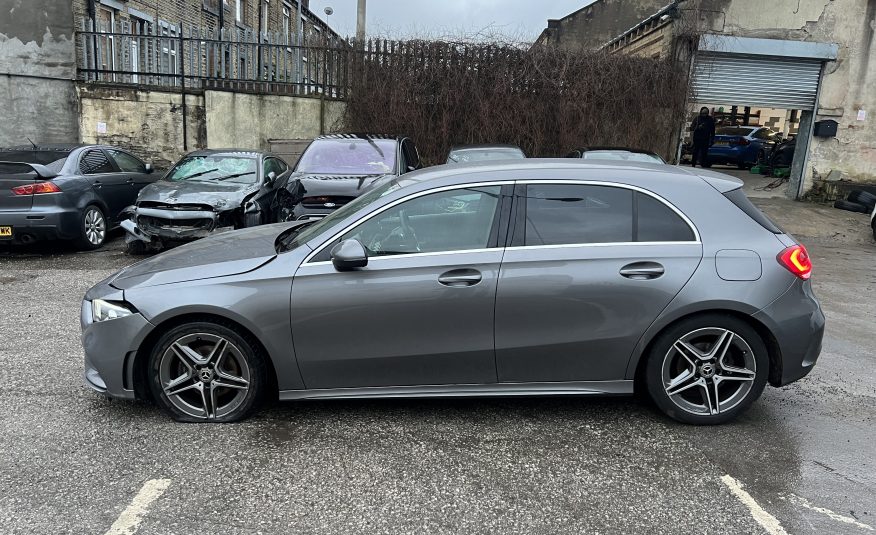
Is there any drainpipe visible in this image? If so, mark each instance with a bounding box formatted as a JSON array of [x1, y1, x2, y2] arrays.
[[87, 0, 98, 80], [179, 20, 188, 151]]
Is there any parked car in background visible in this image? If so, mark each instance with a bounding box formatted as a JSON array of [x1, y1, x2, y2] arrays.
[[446, 144, 526, 163], [81, 159, 823, 425], [0, 144, 156, 249], [121, 149, 291, 253], [276, 134, 421, 221], [566, 147, 666, 164], [708, 126, 781, 168]]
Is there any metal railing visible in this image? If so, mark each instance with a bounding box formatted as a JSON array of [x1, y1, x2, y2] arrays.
[[77, 19, 352, 98]]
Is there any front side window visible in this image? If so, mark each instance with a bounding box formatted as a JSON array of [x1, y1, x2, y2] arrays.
[[335, 186, 502, 257], [263, 157, 287, 178], [107, 150, 146, 173], [296, 138, 398, 175], [80, 150, 115, 175], [165, 155, 258, 184]]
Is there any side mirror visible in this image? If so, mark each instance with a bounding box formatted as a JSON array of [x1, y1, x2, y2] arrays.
[[331, 239, 368, 271], [266, 171, 277, 185], [144, 163, 154, 173]]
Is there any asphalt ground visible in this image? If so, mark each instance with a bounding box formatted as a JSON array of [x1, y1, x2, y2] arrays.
[[0, 202, 874, 534]]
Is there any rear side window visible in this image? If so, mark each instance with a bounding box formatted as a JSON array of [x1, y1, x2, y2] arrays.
[[524, 184, 633, 245], [723, 188, 783, 233], [80, 150, 115, 174], [636, 192, 696, 242]]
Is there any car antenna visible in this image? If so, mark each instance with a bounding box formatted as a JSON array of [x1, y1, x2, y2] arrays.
[[26, 137, 38, 149]]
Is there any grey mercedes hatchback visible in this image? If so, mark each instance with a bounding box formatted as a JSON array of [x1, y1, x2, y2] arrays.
[[81, 160, 824, 425]]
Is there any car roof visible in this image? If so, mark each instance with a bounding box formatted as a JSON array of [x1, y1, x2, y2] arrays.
[[574, 146, 660, 155], [315, 133, 404, 142], [449, 144, 523, 152], [397, 158, 741, 191], [182, 149, 267, 158]]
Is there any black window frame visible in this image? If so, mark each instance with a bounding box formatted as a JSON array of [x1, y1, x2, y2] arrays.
[[107, 149, 147, 173]]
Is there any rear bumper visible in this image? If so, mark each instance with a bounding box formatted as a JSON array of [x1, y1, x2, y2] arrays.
[[290, 204, 336, 221], [0, 207, 80, 242], [753, 279, 825, 386]]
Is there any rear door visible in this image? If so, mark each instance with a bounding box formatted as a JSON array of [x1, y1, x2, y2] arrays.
[[79, 149, 128, 221], [494, 181, 703, 383]]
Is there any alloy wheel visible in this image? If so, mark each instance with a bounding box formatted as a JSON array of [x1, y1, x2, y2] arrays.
[[84, 207, 106, 245], [158, 333, 251, 419], [661, 327, 756, 416]]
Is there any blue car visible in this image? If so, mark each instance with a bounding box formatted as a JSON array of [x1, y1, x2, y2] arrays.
[[708, 126, 780, 169]]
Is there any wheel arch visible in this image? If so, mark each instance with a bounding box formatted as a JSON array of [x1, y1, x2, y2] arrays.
[[131, 311, 280, 402], [629, 307, 783, 392]]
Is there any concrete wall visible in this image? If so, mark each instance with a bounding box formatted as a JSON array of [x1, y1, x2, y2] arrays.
[[0, 0, 78, 145], [697, 0, 876, 186], [535, 0, 668, 51], [205, 91, 344, 151], [77, 85, 341, 167], [78, 85, 206, 168]]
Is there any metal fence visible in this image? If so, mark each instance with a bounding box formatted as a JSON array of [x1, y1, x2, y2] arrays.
[[77, 19, 352, 98]]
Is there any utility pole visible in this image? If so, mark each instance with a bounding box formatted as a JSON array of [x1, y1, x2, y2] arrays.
[[356, 0, 366, 41]]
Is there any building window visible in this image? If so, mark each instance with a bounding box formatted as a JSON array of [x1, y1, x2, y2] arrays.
[[236, 0, 245, 24], [262, 0, 270, 35], [282, 5, 291, 44]]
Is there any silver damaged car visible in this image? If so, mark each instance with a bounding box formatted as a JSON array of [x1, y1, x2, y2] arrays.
[[81, 160, 824, 425]]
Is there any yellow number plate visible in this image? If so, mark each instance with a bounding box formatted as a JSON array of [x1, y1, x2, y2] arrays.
[[0, 226, 12, 238]]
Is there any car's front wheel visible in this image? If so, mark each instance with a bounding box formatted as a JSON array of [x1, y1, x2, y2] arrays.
[[148, 321, 268, 422], [645, 314, 769, 425]]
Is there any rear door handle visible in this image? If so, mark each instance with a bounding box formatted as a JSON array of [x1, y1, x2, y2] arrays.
[[620, 262, 665, 280], [438, 268, 482, 287], [93, 180, 102, 187]]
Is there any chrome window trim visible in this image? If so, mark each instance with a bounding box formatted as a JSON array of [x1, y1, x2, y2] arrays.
[[302, 181, 515, 264], [519, 179, 702, 244], [303, 247, 500, 268]]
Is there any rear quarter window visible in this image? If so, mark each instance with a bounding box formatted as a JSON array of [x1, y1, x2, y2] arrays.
[[723, 188, 783, 233]]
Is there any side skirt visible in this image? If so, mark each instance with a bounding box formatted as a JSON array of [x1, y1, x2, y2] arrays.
[[278, 380, 634, 401]]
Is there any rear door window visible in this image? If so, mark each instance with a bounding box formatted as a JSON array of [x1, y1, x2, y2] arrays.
[[523, 184, 633, 245], [80, 150, 115, 174]]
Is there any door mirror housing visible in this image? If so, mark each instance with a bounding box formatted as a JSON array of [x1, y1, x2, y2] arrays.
[[331, 239, 368, 271], [144, 163, 154, 173], [266, 171, 277, 186]]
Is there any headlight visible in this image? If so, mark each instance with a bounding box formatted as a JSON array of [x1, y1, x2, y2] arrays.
[[92, 299, 134, 322]]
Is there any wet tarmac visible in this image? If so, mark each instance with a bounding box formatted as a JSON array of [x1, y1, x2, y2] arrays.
[[0, 202, 874, 534]]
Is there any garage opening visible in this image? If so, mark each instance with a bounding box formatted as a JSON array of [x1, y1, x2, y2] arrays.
[[686, 35, 837, 199]]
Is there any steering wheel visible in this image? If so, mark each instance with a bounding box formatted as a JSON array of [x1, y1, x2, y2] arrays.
[[397, 209, 421, 253]]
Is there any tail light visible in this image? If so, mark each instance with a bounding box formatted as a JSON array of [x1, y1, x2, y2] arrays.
[[11, 182, 61, 195], [777, 245, 812, 280], [731, 138, 751, 146]]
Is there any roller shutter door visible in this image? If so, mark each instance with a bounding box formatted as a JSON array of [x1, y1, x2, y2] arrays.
[[692, 53, 822, 109]]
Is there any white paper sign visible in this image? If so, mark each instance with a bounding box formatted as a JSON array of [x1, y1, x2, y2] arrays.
[[857, 109, 866, 121], [96, 122, 107, 134]]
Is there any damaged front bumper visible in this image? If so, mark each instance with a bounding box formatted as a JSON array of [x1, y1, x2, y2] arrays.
[[122, 205, 223, 243]]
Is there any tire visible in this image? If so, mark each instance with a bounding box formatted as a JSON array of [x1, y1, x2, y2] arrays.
[[848, 190, 876, 211], [834, 199, 870, 214], [77, 205, 107, 250], [645, 314, 769, 425], [148, 321, 269, 423], [125, 240, 149, 255]]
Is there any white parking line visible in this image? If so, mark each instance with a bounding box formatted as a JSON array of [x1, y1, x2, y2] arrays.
[[104, 479, 171, 535], [721, 474, 789, 535], [783, 494, 874, 532]]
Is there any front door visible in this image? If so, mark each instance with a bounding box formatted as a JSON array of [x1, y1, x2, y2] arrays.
[[290, 184, 508, 389], [495, 182, 703, 383]]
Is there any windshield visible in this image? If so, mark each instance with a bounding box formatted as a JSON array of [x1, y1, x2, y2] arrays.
[[447, 147, 525, 163], [0, 150, 69, 173], [296, 138, 397, 175], [717, 127, 756, 137], [278, 179, 402, 252], [582, 151, 664, 164], [166, 155, 258, 184]]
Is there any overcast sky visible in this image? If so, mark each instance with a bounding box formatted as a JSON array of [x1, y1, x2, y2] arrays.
[[306, 0, 595, 41]]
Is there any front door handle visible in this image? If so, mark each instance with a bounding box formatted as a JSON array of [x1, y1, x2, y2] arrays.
[[620, 262, 665, 280], [438, 268, 482, 287]]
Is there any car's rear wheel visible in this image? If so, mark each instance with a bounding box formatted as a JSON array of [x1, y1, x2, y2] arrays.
[[148, 322, 268, 422], [77, 205, 107, 250], [645, 314, 769, 425]]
